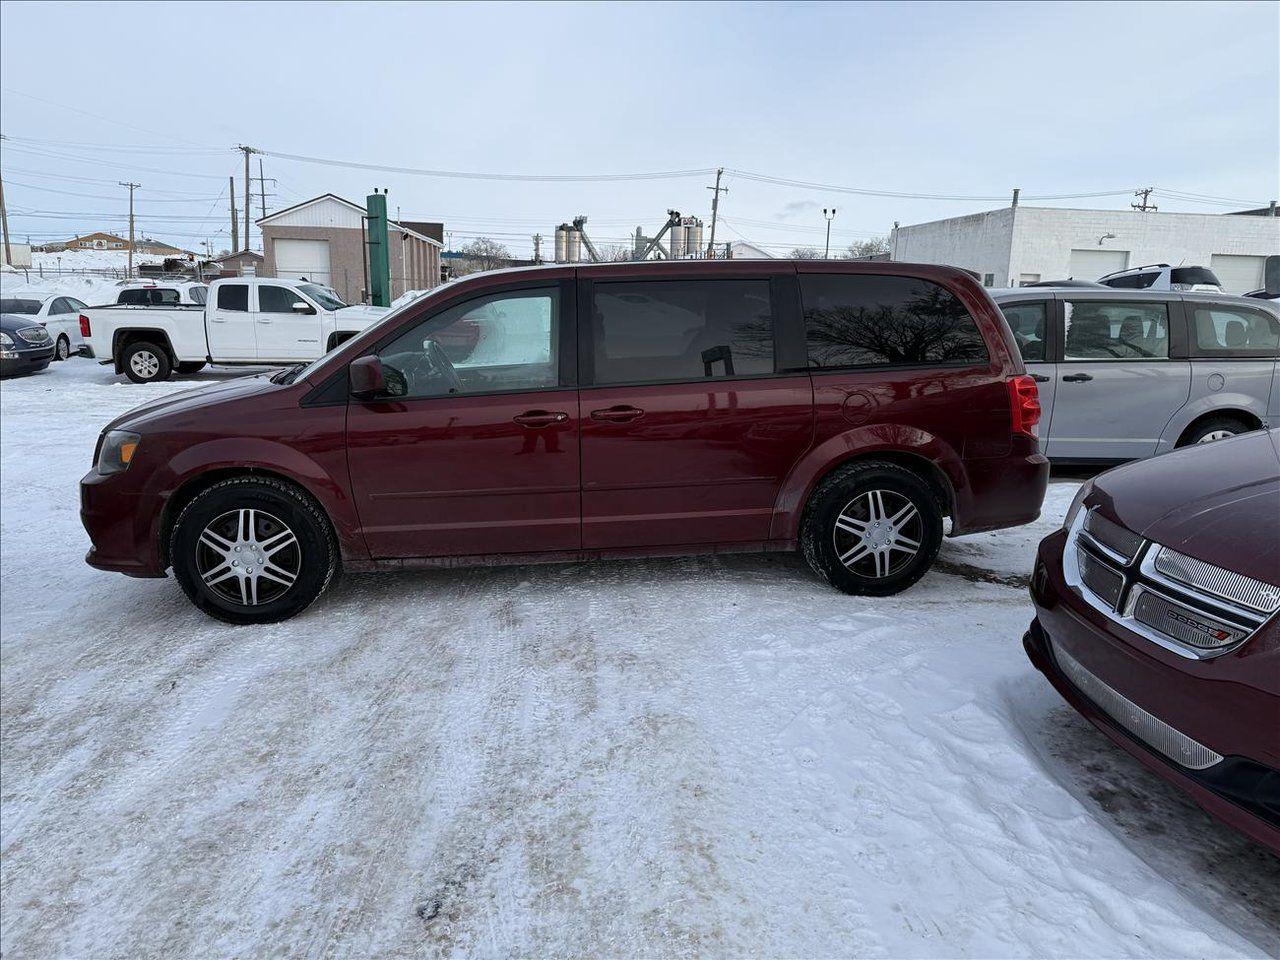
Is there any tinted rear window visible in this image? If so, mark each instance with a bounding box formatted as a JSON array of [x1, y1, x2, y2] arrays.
[[999, 301, 1049, 363], [1190, 305, 1279, 356], [0, 299, 40, 314], [1102, 272, 1159, 289], [117, 289, 150, 305], [590, 279, 775, 385], [217, 284, 249, 312], [800, 274, 988, 369], [1170, 267, 1221, 287]]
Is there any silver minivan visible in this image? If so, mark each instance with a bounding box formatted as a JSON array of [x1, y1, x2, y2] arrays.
[[991, 288, 1280, 461]]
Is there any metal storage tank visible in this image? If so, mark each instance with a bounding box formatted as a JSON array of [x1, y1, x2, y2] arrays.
[[669, 222, 686, 259], [554, 224, 570, 263], [567, 229, 582, 263], [688, 221, 704, 257]]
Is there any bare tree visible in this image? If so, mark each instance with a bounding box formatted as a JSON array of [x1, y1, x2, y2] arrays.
[[787, 246, 823, 259], [454, 237, 512, 275], [598, 243, 633, 262], [842, 235, 891, 259]]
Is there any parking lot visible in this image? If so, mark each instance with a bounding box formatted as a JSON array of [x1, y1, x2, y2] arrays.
[[2, 360, 1277, 958]]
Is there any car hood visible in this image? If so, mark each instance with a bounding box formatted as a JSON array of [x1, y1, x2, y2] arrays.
[[1097, 430, 1280, 581], [104, 374, 285, 433], [335, 304, 390, 324]]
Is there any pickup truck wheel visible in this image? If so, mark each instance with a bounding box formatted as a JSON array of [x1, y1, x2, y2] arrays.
[[176, 361, 207, 374], [800, 460, 944, 597], [170, 477, 338, 624], [55, 335, 71, 362], [122, 341, 172, 383]]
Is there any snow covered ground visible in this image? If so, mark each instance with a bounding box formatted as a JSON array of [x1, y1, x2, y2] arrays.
[[2, 361, 1277, 958]]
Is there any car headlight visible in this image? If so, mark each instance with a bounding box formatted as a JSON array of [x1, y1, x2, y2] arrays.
[[0, 332, 13, 347], [96, 430, 141, 475], [1063, 478, 1094, 531]]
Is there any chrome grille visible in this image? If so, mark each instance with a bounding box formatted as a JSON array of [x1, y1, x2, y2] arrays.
[[1078, 548, 1123, 608], [1128, 586, 1251, 649], [1083, 509, 1143, 562], [1052, 640, 1223, 770], [1153, 545, 1280, 614], [1063, 508, 1269, 661]]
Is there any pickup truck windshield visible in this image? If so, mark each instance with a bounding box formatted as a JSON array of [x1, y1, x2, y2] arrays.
[[298, 283, 347, 311]]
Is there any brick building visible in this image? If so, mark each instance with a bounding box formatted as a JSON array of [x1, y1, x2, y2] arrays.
[[258, 195, 442, 303]]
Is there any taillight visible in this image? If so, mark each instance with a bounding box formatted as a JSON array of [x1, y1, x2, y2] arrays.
[[1007, 374, 1041, 437], [79, 314, 91, 337]]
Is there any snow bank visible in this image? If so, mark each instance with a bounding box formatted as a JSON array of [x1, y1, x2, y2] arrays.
[[1, 362, 1275, 957]]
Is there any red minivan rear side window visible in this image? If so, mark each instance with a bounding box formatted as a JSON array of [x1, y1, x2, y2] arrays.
[[800, 275, 988, 370]]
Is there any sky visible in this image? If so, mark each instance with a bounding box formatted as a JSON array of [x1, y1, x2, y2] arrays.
[[1, 0, 1277, 258]]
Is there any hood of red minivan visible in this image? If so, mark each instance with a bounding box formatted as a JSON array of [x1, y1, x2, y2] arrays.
[[104, 374, 286, 433], [1096, 430, 1280, 581]]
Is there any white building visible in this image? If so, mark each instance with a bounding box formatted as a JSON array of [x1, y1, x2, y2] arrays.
[[890, 205, 1279, 292]]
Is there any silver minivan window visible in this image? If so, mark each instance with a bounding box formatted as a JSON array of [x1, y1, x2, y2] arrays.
[[1064, 301, 1169, 360]]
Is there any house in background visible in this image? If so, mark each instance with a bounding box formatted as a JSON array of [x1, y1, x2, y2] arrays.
[[890, 204, 1280, 291], [34, 233, 189, 255], [258, 194, 443, 303], [214, 250, 266, 278]]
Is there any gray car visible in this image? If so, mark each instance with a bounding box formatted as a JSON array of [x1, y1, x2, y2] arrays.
[[991, 287, 1280, 462]]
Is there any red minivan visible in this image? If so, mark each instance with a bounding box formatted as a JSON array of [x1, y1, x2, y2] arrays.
[[81, 260, 1048, 623]]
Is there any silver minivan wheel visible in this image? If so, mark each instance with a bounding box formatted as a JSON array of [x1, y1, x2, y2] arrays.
[[832, 488, 923, 579], [1196, 429, 1236, 443], [195, 508, 301, 607]]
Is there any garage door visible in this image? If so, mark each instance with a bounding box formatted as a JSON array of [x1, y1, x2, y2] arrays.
[[1068, 248, 1129, 281], [273, 238, 332, 286], [1209, 254, 1265, 294]]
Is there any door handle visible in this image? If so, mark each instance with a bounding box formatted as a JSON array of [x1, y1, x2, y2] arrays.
[[1062, 373, 1093, 382], [513, 410, 569, 427], [257, 317, 272, 324], [1031, 374, 1050, 383], [590, 405, 644, 423]]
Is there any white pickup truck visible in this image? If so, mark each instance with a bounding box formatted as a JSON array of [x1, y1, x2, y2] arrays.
[[81, 277, 388, 382]]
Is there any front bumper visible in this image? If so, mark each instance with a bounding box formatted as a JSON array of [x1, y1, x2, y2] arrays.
[[80, 468, 167, 578], [1026, 532, 1280, 853], [1, 346, 55, 377]]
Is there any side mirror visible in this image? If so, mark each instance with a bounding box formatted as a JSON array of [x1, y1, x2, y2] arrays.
[[292, 301, 314, 314], [1264, 255, 1280, 297], [349, 355, 387, 399]]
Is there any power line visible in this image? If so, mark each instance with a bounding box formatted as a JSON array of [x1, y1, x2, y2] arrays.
[[254, 146, 716, 182]]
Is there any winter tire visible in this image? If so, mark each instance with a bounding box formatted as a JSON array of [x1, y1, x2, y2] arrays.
[[123, 341, 172, 383], [55, 335, 71, 361], [1180, 415, 1250, 446], [170, 477, 338, 624], [800, 460, 945, 597]]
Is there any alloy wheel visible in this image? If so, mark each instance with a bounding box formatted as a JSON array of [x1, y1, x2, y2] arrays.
[[57, 337, 70, 360], [832, 489, 923, 579], [1196, 429, 1236, 443], [195, 508, 301, 606], [130, 350, 160, 379]]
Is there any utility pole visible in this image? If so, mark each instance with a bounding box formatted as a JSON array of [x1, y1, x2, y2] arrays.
[[119, 181, 140, 276], [706, 167, 726, 257], [239, 145, 255, 250], [258, 157, 269, 222], [532, 233, 542, 264], [1132, 187, 1157, 212], [0, 167, 12, 267], [229, 176, 239, 252], [823, 207, 837, 259]]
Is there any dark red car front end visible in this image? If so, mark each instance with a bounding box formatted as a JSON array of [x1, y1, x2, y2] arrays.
[[1026, 429, 1280, 853]]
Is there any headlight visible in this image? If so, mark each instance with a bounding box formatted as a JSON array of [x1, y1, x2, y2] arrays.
[[0, 332, 13, 347], [1063, 478, 1094, 531], [96, 430, 141, 475]]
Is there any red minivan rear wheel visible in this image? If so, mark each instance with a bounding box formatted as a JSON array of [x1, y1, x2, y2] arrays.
[[800, 460, 945, 596]]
